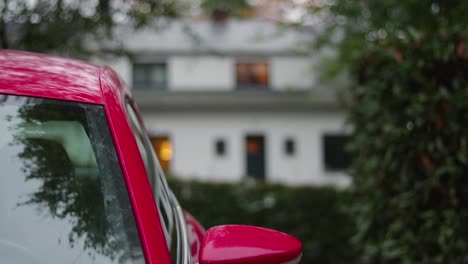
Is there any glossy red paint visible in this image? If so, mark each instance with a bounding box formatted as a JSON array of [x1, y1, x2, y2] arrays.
[[99, 68, 172, 264], [0, 50, 303, 264], [0, 49, 172, 264], [0, 50, 103, 104], [200, 225, 302, 264], [185, 212, 206, 264]]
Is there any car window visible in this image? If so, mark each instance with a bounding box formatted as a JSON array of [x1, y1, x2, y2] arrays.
[[0, 94, 144, 264], [125, 100, 181, 263]]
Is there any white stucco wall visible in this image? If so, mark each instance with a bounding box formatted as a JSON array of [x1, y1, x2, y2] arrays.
[[90, 19, 349, 188], [142, 111, 351, 187], [101, 55, 319, 92], [270, 57, 316, 91], [168, 56, 234, 91]]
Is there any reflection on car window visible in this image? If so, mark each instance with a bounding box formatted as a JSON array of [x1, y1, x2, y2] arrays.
[[125, 101, 179, 263], [0, 94, 144, 264]]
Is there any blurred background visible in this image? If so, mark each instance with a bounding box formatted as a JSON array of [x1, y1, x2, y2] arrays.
[[2, 0, 467, 263]]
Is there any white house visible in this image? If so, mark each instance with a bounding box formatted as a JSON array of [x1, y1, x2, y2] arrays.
[[98, 18, 351, 187]]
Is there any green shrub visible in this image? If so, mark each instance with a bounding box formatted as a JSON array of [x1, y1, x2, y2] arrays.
[[168, 177, 356, 264], [319, 0, 468, 262]]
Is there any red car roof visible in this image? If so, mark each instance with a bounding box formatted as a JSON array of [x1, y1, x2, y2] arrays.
[[0, 50, 105, 104]]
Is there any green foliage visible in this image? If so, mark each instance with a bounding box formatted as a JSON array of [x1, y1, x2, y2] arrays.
[[317, 0, 468, 262], [200, 0, 251, 17], [168, 177, 356, 264], [0, 0, 185, 56]]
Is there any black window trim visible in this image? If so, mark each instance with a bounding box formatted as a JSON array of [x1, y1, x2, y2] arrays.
[[322, 133, 351, 172], [214, 138, 227, 157], [284, 137, 296, 157], [132, 61, 168, 90]]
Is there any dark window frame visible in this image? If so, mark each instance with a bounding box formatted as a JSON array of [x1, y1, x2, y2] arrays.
[[323, 134, 351, 172], [284, 137, 296, 156], [132, 62, 167, 90], [215, 138, 227, 157]]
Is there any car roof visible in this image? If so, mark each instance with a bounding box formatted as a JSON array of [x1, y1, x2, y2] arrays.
[[0, 50, 107, 104]]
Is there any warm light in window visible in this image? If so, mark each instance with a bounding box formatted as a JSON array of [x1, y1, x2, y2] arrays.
[[159, 141, 172, 161], [151, 136, 172, 173], [236, 61, 269, 87], [247, 140, 259, 154]]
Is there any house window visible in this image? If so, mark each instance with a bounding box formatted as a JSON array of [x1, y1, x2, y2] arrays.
[[133, 63, 167, 90], [236, 61, 269, 88], [284, 138, 296, 156], [150, 136, 172, 173], [323, 134, 351, 171], [215, 139, 226, 157]]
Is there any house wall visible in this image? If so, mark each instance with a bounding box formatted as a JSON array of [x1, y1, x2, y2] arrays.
[[97, 55, 316, 92], [94, 53, 349, 187], [168, 56, 233, 90], [143, 111, 351, 187], [270, 57, 316, 91], [90, 19, 350, 187]]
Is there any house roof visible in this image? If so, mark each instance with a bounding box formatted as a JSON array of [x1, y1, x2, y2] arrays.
[[114, 18, 313, 56]]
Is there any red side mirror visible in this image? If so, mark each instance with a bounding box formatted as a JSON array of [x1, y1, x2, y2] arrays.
[[199, 225, 302, 264]]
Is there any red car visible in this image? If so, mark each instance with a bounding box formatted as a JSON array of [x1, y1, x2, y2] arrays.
[[0, 50, 302, 264]]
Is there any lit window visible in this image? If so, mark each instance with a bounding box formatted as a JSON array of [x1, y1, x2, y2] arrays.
[[151, 136, 172, 173], [215, 139, 226, 157], [246, 139, 260, 154], [133, 63, 167, 90], [323, 134, 351, 171], [284, 138, 296, 156], [236, 61, 269, 88]]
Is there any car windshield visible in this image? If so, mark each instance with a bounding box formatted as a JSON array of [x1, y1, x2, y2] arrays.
[[0, 94, 144, 264]]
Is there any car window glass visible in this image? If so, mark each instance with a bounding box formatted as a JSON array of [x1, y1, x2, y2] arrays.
[[0, 94, 144, 264]]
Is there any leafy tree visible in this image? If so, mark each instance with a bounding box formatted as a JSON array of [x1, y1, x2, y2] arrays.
[[315, 0, 468, 262], [0, 0, 185, 56], [200, 0, 251, 18]]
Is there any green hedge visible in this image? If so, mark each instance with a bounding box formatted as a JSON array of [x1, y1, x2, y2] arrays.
[[319, 0, 468, 262], [168, 177, 356, 264]]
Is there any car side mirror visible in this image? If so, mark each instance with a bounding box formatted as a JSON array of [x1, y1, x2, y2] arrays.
[[199, 225, 302, 264]]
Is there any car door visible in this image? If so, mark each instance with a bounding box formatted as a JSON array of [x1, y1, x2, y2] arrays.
[[124, 98, 192, 264]]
